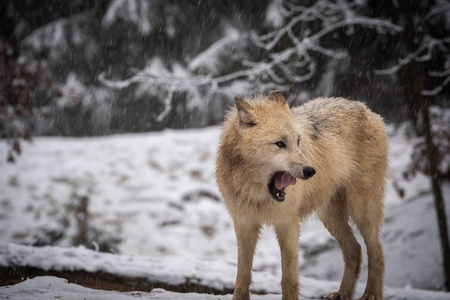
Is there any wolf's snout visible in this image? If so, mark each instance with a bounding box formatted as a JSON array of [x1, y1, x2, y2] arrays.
[[303, 166, 316, 179]]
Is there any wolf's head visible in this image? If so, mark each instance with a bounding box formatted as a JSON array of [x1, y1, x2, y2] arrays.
[[234, 90, 315, 202]]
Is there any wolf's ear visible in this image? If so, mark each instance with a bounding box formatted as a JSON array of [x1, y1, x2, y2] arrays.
[[268, 90, 286, 104], [235, 97, 256, 126]]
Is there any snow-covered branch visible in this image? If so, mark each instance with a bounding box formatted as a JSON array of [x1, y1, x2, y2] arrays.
[[252, 0, 400, 51], [422, 76, 450, 97], [374, 37, 450, 97], [374, 37, 450, 76], [425, 3, 450, 20], [99, 0, 401, 121]]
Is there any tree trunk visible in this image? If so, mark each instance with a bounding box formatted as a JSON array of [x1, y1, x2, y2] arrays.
[[399, 62, 450, 291], [399, 1, 450, 290], [420, 99, 450, 291]]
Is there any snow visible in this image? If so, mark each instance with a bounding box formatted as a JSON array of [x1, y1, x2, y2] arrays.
[[21, 13, 90, 61], [102, 0, 152, 35], [265, 0, 286, 29], [0, 241, 238, 292], [56, 73, 86, 106], [21, 18, 69, 60], [188, 26, 241, 75], [0, 124, 449, 299], [0, 127, 228, 259], [0, 277, 291, 300], [1, 274, 449, 300], [1, 245, 450, 300], [385, 124, 432, 205]]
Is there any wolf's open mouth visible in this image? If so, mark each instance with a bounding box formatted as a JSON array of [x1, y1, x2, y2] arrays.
[[269, 171, 297, 202]]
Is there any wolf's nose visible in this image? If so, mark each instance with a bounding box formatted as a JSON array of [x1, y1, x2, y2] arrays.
[[303, 166, 316, 179]]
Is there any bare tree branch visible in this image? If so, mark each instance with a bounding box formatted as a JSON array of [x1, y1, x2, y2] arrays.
[[375, 37, 450, 97], [374, 37, 450, 76], [422, 76, 450, 96]]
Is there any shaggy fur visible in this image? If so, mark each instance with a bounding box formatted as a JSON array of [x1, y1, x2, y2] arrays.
[[216, 91, 388, 300]]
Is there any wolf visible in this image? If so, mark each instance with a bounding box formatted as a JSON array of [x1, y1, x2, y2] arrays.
[[216, 90, 388, 300]]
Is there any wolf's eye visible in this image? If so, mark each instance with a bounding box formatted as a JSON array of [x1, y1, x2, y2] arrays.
[[275, 141, 286, 148], [297, 138, 300, 146]]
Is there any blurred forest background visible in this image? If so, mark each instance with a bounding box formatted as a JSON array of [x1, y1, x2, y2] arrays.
[[1, 0, 449, 138]]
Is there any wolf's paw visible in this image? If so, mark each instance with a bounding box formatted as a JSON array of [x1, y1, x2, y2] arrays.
[[359, 292, 382, 300], [324, 291, 349, 300], [232, 289, 250, 300], [232, 294, 250, 300]]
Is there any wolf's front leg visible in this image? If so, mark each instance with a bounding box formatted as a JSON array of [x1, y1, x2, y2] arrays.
[[233, 221, 262, 300], [275, 220, 300, 300]]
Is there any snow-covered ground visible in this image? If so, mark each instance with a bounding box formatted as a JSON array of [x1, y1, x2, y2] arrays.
[[0, 276, 284, 300], [0, 125, 449, 299], [2, 276, 450, 300]]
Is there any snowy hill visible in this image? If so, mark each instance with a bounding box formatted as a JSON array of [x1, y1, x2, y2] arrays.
[[0, 125, 449, 298]]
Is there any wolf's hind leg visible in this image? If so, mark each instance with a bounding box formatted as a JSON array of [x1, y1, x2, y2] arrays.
[[318, 191, 362, 300], [349, 199, 385, 300]]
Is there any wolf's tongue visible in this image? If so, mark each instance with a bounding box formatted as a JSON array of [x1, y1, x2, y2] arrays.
[[274, 171, 297, 190]]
